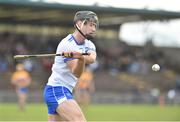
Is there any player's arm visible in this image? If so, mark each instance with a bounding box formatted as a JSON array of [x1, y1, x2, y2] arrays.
[[84, 51, 96, 64], [84, 41, 97, 64], [65, 52, 85, 78]]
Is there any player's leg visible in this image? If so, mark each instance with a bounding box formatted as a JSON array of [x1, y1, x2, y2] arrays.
[[48, 114, 62, 122], [74, 89, 83, 104], [56, 99, 86, 121], [17, 88, 28, 111], [78, 90, 90, 106], [19, 93, 27, 111], [78, 91, 90, 112], [44, 85, 60, 121], [44, 85, 85, 121]]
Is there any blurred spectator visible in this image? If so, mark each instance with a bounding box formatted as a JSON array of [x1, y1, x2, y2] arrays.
[[175, 75, 180, 90], [129, 59, 141, 74], [158, 92, 166, 107], [11, 63, 32, 111], [23, 60, 34, 72], [0, 56, 8, 72], [15, 43, 27, 55], [167, 89, 176, 104], [150, 88, 160, 104], [74, 67, 95, 108]]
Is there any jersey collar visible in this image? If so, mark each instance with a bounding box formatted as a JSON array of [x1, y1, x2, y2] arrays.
[[71, 34, 85, 45]]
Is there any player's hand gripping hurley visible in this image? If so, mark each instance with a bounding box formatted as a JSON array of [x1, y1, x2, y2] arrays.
[[14, 52, 89, 60]]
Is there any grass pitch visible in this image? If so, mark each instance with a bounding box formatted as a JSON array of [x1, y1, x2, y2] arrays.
[[0, 103, 180, 121]]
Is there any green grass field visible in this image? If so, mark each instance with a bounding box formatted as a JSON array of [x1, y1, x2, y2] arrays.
[[0, 103, 180, 121]]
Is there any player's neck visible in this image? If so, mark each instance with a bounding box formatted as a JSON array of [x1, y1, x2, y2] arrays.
[[73, 31, 86, 44]]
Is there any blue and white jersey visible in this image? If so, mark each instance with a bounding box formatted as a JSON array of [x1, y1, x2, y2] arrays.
[[47, 34, 96, 92]]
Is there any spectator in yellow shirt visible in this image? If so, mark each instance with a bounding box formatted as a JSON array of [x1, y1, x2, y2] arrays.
[[11, 63, 32, 111]]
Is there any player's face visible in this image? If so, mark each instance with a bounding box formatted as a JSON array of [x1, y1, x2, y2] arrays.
[[83, 21, 97, 40]]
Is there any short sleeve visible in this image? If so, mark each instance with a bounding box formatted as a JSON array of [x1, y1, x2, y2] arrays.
[[56, 39, 78, 63], [86, 41, 96, 53]]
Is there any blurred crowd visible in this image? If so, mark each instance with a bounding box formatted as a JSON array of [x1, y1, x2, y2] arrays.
[[0, 32, 59, 72], [0, 32, 175, 74]]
